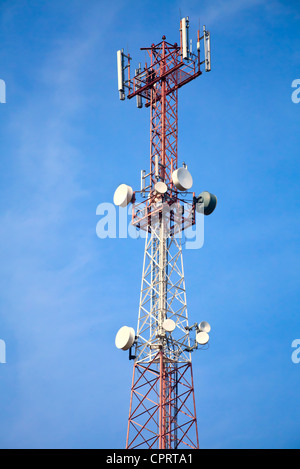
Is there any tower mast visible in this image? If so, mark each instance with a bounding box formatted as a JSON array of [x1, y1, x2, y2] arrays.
[[114, 17, 216, 450]]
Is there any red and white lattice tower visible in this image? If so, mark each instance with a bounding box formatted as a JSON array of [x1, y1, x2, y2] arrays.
[[113, 17, 217, 449]]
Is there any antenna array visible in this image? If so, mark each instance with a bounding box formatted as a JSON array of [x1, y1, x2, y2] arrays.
[[113, 17, 216, 450]]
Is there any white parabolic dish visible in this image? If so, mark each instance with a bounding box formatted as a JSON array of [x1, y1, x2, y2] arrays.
[[172, 167, 193, 191], [115, 326, 135, 350], [196, 331, 209, 345], [162, 318, 176, 332], [199, 321, 211, 333], [113, 184, 133, 207], [155, 181, 168, 194]]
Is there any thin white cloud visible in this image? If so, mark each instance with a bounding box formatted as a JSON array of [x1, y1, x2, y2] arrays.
[[182, 0, 290, 26], [0, 2, 121, 447], [202, 0, 266, 24]]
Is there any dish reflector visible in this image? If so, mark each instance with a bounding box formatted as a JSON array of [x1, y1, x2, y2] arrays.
[[162, 318, 176, 332], [113, 184, 133, 207], [172, 167, 193, 191], [196, 191, 217, 215], [155, 181, 168, 194], [196, 331, 209, 345], [115, 326, 135, 351], [199, 321, 211, 333]]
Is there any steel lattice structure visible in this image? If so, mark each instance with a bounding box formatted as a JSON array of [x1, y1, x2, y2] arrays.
[[114, 17, 215, 450]]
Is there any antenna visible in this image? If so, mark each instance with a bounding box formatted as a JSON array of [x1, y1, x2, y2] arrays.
[[155, 154, 159, 179], [117, 49, 125, 99], [117, 49, 132, 100], [203, 25, 211, 72], [113, 184, 133, 207], [135, 63, 143, 108], [181, 16, 189, 59], [113, 17, 217, 450], [172, 166, 193, 191], [115, 326, 136, 350], [196, 191, 217, 215]]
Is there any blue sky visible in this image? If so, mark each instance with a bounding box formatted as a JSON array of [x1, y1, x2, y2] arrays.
[[0, 0, 299, 449]]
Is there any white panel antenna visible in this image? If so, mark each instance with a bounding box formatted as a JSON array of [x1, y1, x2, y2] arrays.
[[203, 25, 211, 72], [135, 64, 143, 109], [155, 154, 159, 179], [117, 49, 125, 100], [181, 17, 189, 60], [117, 49, 133, 100]]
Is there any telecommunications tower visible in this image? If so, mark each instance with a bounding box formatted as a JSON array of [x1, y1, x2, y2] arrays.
[[114, 17, 217, 449]]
